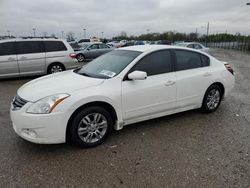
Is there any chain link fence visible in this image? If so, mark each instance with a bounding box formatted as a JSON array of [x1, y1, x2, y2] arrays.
[[206, 40, 250, 52]]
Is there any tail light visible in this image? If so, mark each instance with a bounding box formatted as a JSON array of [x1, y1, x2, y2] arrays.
[[224, 63, 234, 75], [69, 53, 77, 58]]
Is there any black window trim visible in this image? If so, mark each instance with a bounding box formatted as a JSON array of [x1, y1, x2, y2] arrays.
[[172, 49, 210, 72], [16, 41, 45, 55], [0, 41, 17, 56], [123, 49, 175, 81]]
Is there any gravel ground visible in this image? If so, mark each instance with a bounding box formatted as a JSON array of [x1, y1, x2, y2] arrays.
[[0, 49, 249, 188]]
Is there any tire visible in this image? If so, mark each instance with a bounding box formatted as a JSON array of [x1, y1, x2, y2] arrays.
[[77, 54, 85, 62], [69, 106, 113, 148], [201, 85, 222, 113], [48, 63, 65, 74]]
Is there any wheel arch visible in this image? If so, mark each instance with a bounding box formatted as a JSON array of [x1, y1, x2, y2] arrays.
[[66, 101, 118, 143], [209, 82, 225, 97]]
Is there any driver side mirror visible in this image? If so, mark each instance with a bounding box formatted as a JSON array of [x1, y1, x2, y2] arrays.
[[128, 71, 147, 80]]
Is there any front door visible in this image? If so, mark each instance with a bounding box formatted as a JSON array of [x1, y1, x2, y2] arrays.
[[122, 50, 176, 122]]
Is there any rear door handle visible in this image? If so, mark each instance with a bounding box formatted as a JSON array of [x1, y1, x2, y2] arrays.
[[165, 81, 176, 86], [203, 72, 212, 77], [19, 56, 28, 61]]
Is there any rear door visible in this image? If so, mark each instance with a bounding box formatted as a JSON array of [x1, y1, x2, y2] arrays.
[[17, 41, 46, 76], [174, 49, 211, 108], [0, 41, 19, 78]]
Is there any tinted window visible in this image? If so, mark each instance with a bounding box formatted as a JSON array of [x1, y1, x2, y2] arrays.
[[17, 41, 44, 54], [44, 41, 67, 52], [175, 50, 202, 71], [201, 54, 210, 66], [78, 39, 90, 43], [89, 44, 98, 50], [187, 44, 194, 48], [99, 44, 109, 49], [0, 42, 16, 56], [194, 44, 202, 49], [132, 50, 172, 76]]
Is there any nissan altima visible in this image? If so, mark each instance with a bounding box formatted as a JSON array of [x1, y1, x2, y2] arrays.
[[10, 45, 235, 148]]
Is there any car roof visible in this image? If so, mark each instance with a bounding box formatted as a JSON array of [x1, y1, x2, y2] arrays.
[[0, 38, 65, 43], [116, 44, 209, 56]]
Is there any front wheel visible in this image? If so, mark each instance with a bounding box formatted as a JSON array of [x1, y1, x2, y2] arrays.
[[201, 85, 222, 113], [69, 106, 113, 148]]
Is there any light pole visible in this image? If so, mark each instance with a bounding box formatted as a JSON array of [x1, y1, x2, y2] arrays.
[[101, 31, 104, 38], [146, 29, 150, 34], [32, 28, 36, 37], [7, 30, 10, 37], [83, 28, 86, 38], [61, 31, 64, 38]]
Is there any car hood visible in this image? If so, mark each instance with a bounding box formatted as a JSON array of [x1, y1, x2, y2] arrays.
[[18, 70, 105, 102]]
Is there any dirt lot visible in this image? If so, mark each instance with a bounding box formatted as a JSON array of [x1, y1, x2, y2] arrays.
[[0, 49, 249, 188]]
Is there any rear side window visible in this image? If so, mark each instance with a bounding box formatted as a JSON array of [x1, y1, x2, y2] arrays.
[[44, 41, 67, 52], [17, 41, 44, 54], [99, 44, 109, 49], [201, 54, 210, 66], [0, 42, 16, 56], [175, 50, 202, 71], [132, 50, 172, 76]]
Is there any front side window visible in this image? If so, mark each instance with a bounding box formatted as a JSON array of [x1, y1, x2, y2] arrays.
[[131, 50, 172, 76], [17, 41, 44, 54], [99, 44, 109, 49], [175, 50, 203, 71], [44, 41, 67, 52], [0, 42, 16, 56], [75, 50, 141, 79]]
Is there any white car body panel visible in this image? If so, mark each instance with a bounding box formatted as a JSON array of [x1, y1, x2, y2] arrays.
[[10, 45, 235, 144]]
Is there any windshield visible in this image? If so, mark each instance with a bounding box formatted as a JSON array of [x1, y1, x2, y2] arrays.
[[75, 50, 141, 79]]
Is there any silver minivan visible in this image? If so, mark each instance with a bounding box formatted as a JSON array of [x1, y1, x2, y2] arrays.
[[0, 38, 79, 79]]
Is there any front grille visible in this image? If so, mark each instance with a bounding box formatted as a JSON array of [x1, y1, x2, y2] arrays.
[[12, 95, 28, 110]]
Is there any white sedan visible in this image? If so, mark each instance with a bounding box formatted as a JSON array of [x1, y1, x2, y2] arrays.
[[176, 42, 210, 54], [10, 45, 235, 148]]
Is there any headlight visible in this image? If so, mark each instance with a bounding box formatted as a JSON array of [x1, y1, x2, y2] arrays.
[[26, 94, 70, 114]]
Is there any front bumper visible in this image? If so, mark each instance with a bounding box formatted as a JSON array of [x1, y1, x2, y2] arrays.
[[10, 102, 69, 144]]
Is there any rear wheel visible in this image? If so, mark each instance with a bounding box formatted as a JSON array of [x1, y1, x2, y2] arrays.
[[48, 63, 65, 74], [77, 54, 85, 62], [70, 106, 112, 148], [201, 85, 222, 113]]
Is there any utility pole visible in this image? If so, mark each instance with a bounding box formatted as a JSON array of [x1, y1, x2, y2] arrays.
[[32, 28, 36, 37], [83, 28, 86, 38], [206, 22, 210, 46]]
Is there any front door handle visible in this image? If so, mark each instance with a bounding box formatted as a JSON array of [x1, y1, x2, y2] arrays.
[[165, 81, 176, 86], [8, 57, 15, 61], [203, 72, 212, 77]]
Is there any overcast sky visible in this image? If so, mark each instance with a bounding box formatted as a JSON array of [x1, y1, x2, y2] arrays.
[[0, 0, 250, 38]]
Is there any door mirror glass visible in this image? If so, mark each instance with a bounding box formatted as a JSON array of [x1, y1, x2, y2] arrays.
[[128, 71, 147, 80]]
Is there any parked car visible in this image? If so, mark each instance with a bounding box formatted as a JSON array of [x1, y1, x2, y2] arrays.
[[10, 45, 235, 148], [176, 42, 209, 53], [0, 38, 78, 79], [120, 41, 135, 47], [75, 42, 113, 62]]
